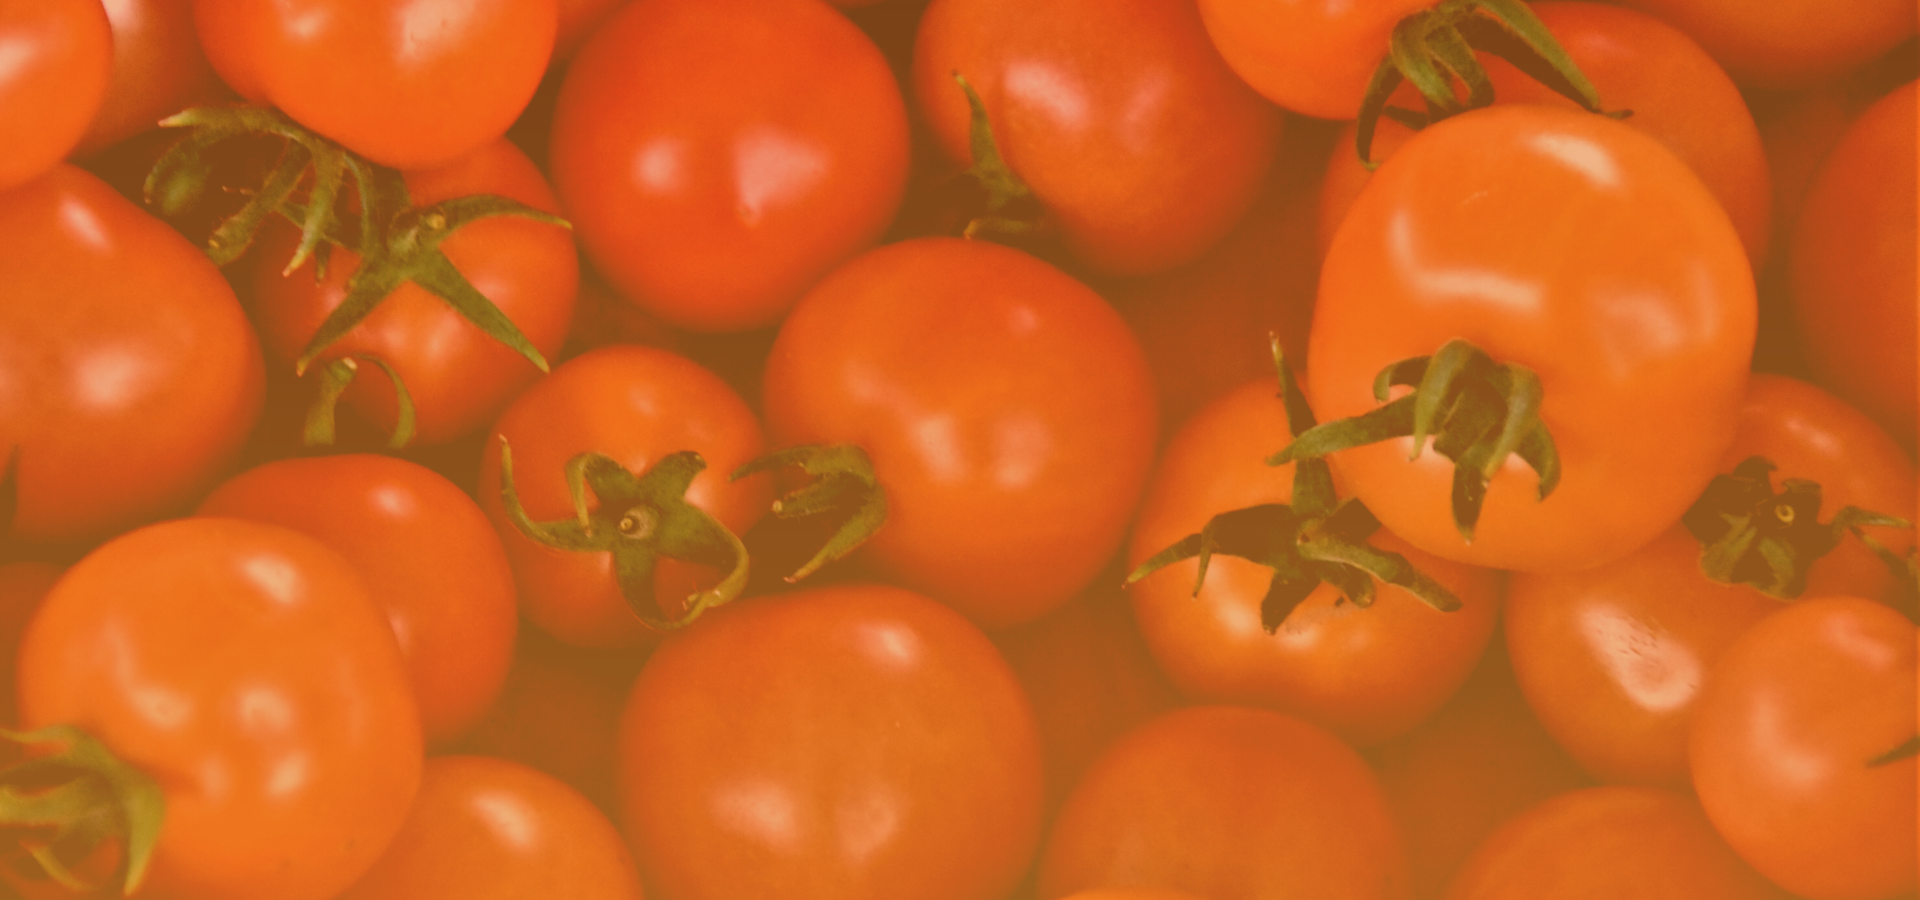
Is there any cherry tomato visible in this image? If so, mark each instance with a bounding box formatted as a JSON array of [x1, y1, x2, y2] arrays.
[[0, 0, 111, 190], [549, 0, 909, 332], [336, 755, 644, 900], [620, 583, 1045, 900], [1310, 105, 1755, 573], [1612, 0, 1915, 89], [16, 518, 423, 900], [1690, 597, 1918, 900], [1196, 0, 1429, 120], [192, 0, 557, 169], [0, 165, 263, 548], [761, 237, 1157, 628], [553, 0, 627, 61], [76, 0, 228, 156]]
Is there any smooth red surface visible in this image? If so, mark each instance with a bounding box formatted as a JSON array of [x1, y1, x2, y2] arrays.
[[1197, 0, 1428, 120], [77, 0, 226, 155], [0, 0, 110, 189], [1613, 0, 1915, 88], [0, 564, 61, 729]]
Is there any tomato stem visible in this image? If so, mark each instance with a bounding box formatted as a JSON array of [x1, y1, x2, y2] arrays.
[[1680, 455, 1913, 599], [0, 725, 163, 898], [301, 356, 417, 450], [1868, 734, 1920, 767], [730, 444, 887, 584]]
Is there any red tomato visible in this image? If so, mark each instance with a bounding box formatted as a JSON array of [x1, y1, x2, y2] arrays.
[[1038, 705, 1410, 900], [912, 0, 1283, 275], [247, 139, 577, 446], [1789, 81, 1917, 451], [196, 455, 519, 747], [15, 518, 423, 900], [1612, 0, 1915, 89], [760, 237, 1158, 628], [0, 564, 61, 729], [1690, 597, 1918, 900], [76, 0, 228, 156], [0, 0, 110, 190], [336, 755, 644, 900], [1310, 105, 1755, 573], [477, 345, 769, 648], [1439, 786, 1793, 900], [0, 165, 263, 548], [620, 583, 1044, 900], [1196, 0, 1429, 120], [549, 0, 908, 332], [553, 0, 627, 61], [192, 0, 557, 169], [1127, 378, 1501, 746]]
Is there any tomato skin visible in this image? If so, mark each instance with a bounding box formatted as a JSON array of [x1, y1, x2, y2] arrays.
[[1789, 81, 1917, 451], [0, 0, 111, 190], [0, 564, 61, 729], [550, 0, 908, 333], [1311, 105, 1755, 573], [16, 518, 423, 900], [0, 165, 264, 547], [192, 0, 557, 169], [1689, 597, 1918, 900], [1127, 379, 1502, 746], [195, 455, 519, 747], [477, 345, 769, 649], [1197, 0, 1429, 120], [761, 237, 1158, 628], [1039, 705, 1410, 900], [247, 139, 578, 446], [336, 755, 644, 900], [1612, 0, 1915, 89], [76, 0, 228, 157], [620, 583, 1044, 900], [913, 0, 1283, 275]]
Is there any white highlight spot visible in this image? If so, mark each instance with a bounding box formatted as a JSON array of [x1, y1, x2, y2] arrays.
[[471, 789, 539, 850], [1527, 133, 1621, 189], [712, 779, 800, 850], [733, 129, 828, 226], [1003, 61, 1088, 133], [1578, 604, 1699, 714], [241, 553, 306, 608]]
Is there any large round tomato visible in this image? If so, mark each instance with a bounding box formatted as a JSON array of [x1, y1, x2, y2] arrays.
[[192, 0, 556, 169], [1612, 0, 1915, 89], [0, 0, 110, 190], [760, 237, 1158, 628], [549, 0, 909, 332], [0, 165, 263, 548], [76, 0, 228, 156], [15, 518, 423, 900], [620, 583, 1044, 900], [1310, 105, 1755, 573]]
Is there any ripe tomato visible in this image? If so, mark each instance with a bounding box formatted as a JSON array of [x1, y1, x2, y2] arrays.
[[1038, 705, 1409, 900], [760, 237, 1157, 628], [1689, 597, 1918, 900], [1309, 105, 1755, 573], [195, 454, 519, 747], [1612, 0, 1915, 89], [0, 165, 263, 548], [1439, 786, 1793, 900], [1127, 378, 1501, 746], [1789, 80, 1916, 451], [553, 0, 626, 61], [336, 755, 644, 900], [912, 0, 1283, 275], [0, 0, 110, 190], [620, 583, 1044, 900], [192, 0, 556, 169], [247, 138, 577, 446], [15, 518, 423, 900], [549, 0, 909, 332], [1195, 0, 1428, 120], [76, 0, 228, 156], [0, 563, 61, 729]]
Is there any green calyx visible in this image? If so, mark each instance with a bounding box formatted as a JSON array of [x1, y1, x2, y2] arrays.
[[1126, 338, 1461, 631], [0, 725, 164, 897], [1356, 0, 1626, 167], [145, 105, 566, 375], [1680, 455, 1912, 600], [302, 356, 416, 450], [496, 438, 750, 630], [1269, 338, 1560, 545], [730, 444, 888, 584], [946, 72, 1051, 245], [1869, 734, 1920, 767]]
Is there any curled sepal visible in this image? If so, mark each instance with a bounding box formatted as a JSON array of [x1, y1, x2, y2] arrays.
[[497, 438, 749, 630], [1681, 455, 1913, 600], [1270, 339, 1560, 544], [1868, 734, 1920, 767], [0, 724, 164, 897], [946, 72, 1051, 245], [301, 357, 416, 450], [730, 444, 888, 583]]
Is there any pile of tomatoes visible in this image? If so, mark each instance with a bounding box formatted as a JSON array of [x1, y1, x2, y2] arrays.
[[1, 0, 1916, 898]]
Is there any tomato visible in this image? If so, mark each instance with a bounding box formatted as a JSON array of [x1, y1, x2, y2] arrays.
[[247, 138, 577, 446], [0, 0, 111, 190], [1307, 105, 1755, 573], [620, 583, 1044, 900], [1789, 81, 1917, 451], [549, 0, 909, 333], [1195, 0, 1428, 120], [337, 755, 644, 900], [477, 345, 769, 648], [15, 518, 423, 900], [76, 0, 229, 157], [1038, 705, 1409, 900], [760, 237, 1158, 628], [192, 0, 556, 169], [195, 454, 519, 747], [1612, 0, 1915, 89], [1127, 378, 1501, 746], [0, 564, 60, 729], [912, 0, 1283, 275], [553, 0, 627, 61], [1689, 597, 1918, 900], [0, 165, 263, 548], [1439, 786, 1793, 900]]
